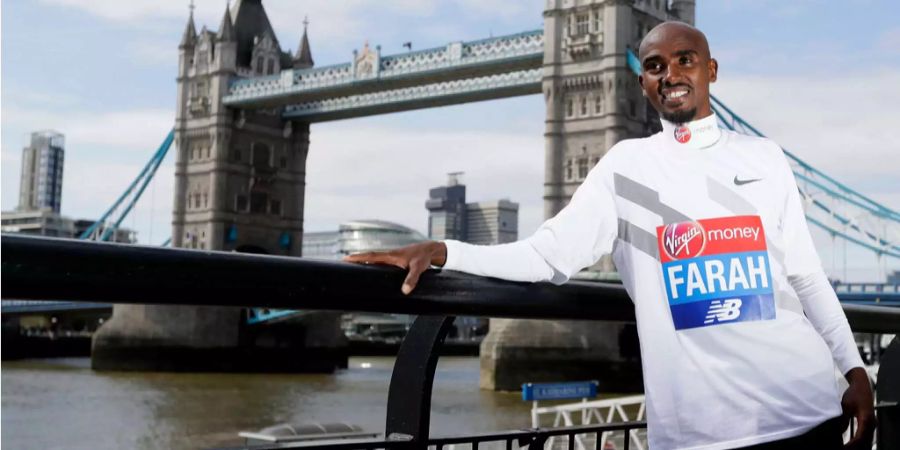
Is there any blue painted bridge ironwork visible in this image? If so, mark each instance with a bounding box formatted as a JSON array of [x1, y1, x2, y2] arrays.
[[222, 30, 544, 121]]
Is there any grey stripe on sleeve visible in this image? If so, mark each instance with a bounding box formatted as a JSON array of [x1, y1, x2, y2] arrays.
[[705, 176, 785, 262], [706, 176, 756, 215], [614, 173, 691, 224], [706, 176, 801, 313], [617, 218, 660, 260]]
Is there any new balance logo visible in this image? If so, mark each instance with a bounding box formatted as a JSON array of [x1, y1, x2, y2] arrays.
[[704, 299, 742, 324]]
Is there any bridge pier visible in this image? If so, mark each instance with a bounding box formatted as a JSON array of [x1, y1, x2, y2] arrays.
[[92, 306, 346, 372], [479, 318, 642, 392], [476, 0, 689, 392]]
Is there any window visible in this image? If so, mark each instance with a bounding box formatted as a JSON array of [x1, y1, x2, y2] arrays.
[[577, 157, 589, 179], [252, 143, 271, 168], [279, 156, 287, 169], [256, 57, 265, 72], [203, 193, 208, 208], [206, 147, 211, 158], [580, 96, 588, 115], [266, 59, 275, 75], [236, 195, 248, 212], [232, 149, 241, 162], [592, 11, 601, 33], [194, 193, 201, 209], [565, 159, 573, 180], [270, 199, 282, 216], [566, 98, 574, 117], [250, 192, 268, 214], [595, 93, 603, 114], [575, 14, 590, 35]]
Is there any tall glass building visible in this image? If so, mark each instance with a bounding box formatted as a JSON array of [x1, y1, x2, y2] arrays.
[[19, 131, 65, 213]]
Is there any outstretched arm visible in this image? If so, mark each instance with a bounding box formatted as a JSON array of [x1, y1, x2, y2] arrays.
[[344, 159, 619, 293]]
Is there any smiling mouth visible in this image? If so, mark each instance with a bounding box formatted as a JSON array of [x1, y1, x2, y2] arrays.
[[661, 87, 691, 106]]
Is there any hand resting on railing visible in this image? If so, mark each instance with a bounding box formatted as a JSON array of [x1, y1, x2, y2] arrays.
[[343, 241, 448, 295]]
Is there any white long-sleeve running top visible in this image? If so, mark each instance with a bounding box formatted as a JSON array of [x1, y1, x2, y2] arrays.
[[442, 113, 863, 450]]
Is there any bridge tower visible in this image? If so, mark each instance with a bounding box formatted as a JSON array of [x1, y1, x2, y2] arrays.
[[92, 0, 346, 372], [480, 0, 695, 391]]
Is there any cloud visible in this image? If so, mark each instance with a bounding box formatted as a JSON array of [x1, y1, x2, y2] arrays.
[[38, 0, 541, 65], [713, 70, 900, 182], [878, 27, 900, 54], [1, 106, 173, 156], [128, 40, 178, 67], [304, 122, 544, 235], [38, 1, 439, 50], [1, 105, 175, 244]]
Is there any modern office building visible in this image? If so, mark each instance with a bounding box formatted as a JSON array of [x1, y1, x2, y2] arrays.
[[19, 130, 65, 213], [0, 211, 136, 243], [1, 209, 74, 238], [4, 131, 134, 243], [465, 200, 519, 245], [425, 172, 467, 241], [303, 219, 426, 260], [426, 174, 519, 245], [303, 219, 427, 342]]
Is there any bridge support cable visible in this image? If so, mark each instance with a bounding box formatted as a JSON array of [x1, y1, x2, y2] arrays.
[[79, 129, 175, 242], [628, 49, 899, 265]]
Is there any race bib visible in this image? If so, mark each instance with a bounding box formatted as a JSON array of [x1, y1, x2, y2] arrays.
[[657, 215, 776, 330]]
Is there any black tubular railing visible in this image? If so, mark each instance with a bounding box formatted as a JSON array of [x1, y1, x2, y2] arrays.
[[220, 422, 648, 450], [2, 235, 897, 330], [3, 234, 900, 450]]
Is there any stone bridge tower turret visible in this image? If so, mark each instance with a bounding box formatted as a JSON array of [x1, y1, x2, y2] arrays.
[[92, 0, 346, 372], [480, 0, 695, 391]]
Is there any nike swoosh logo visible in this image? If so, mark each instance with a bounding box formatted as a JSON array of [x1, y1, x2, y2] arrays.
[[734, 176, 762, 186]]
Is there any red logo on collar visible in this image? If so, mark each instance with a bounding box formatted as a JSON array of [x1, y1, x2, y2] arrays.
[[674, 126, 691, 143]]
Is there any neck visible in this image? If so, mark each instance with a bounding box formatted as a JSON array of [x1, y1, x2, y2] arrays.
[[659, 112, 721, 149]]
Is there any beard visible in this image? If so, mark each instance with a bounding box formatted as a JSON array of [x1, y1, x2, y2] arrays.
[[661, 108, 697, 124]]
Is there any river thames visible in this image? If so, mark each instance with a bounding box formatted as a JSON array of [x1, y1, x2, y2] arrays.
[[2, 356, 538, 449]]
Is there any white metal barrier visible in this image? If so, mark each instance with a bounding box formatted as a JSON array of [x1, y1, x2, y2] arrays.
[[530, 395, 647, 450]]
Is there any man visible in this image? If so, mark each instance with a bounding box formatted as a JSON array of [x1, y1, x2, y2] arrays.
[[345, 22, 875, 449]]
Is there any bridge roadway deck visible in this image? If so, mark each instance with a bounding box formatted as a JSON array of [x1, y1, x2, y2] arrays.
[[222, 30, 544, 121]]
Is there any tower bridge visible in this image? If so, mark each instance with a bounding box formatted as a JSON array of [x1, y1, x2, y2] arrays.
[[223, 29, 544, 120], [31, 0, 895, 389]]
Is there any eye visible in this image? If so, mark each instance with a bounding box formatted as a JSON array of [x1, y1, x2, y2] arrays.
[[644, 61, 662, 74], [679, 55, 694, 66]]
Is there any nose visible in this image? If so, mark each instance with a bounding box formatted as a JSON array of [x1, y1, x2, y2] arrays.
[[663, 63, 684, 86]]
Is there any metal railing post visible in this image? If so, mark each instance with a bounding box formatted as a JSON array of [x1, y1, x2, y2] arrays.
[[385, 315, 456, 447]]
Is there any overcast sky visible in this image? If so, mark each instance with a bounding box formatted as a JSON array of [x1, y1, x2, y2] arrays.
[[2, 0, 898, 280]]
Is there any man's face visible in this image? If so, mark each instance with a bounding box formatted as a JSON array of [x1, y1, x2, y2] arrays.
[[638, 23, 718, 124]]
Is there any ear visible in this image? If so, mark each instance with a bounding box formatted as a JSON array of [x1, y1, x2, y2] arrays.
[[708, 58, 719, 83], [638, 74, 647, 97]]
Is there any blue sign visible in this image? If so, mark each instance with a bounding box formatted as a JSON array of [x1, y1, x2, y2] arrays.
[[522, 381, 598, 401]]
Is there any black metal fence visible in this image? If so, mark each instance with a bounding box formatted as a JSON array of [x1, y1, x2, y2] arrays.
[[223, 422, 648, 450], [3, 234, 900, 450]]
